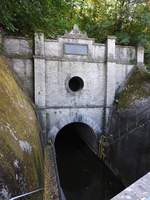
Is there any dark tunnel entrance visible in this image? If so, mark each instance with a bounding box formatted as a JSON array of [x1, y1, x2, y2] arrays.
[[55, 123, 124, 200]]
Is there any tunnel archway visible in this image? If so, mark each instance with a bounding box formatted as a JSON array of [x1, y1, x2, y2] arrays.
[[54, 122, 124, 200], [48, 114, 101, 154]]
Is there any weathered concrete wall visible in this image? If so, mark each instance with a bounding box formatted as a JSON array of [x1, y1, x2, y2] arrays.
[[45, 61, 105, 107], [115, 64, 134, 89], [104, 68, 150, 186], [3, 36, 33, 98], [1, 26, 148, 200], [0, 56, 43, 199], [0, 26, 145, 153], [116, 45, 136, 64], [33, 26, 144, 154]]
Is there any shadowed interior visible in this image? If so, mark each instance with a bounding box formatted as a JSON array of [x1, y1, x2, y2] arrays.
[[68, 76, 84, 92], [55, 123, 124, 200]]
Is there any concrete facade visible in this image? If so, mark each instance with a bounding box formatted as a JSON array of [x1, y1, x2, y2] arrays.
[[0, 25, 144, 153]]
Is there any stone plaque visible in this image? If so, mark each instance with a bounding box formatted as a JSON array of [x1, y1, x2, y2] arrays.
[[64, 43, 88, 55]]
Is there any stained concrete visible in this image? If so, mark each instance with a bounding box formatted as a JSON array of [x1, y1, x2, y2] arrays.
[[0, 27, 144, 153], [105, 68, 150, 186], [0, 26, 148, 200]]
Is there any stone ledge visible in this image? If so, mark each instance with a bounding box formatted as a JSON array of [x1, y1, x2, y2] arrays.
[[111, 172, 150, 200]]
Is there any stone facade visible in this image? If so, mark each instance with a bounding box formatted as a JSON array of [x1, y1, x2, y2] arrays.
[[0, 25, 144, 154], [2, 36, 33, 98]]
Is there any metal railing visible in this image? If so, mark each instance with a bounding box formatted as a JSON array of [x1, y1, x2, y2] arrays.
[[10, 188, 43, 200], [48, 140, 62, 200]]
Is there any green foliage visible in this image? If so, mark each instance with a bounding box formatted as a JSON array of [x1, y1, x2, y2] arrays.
[[78, 0, 150, 45], [0, 0, 49, 35], [0, 0, 150, 63], [0, 0, 81, 37]]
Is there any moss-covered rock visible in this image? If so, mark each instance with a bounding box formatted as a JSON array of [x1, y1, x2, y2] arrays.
[[0, 57, 43, 199], [118, 68, 150, 109], [105, 67, 150, 186]]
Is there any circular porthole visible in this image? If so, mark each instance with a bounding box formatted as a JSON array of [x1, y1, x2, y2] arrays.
[[68, 76, 84, 92]]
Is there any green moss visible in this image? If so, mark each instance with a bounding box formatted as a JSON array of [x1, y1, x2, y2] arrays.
[[117, 68, 150, 109], [0, 56, 44, 196]]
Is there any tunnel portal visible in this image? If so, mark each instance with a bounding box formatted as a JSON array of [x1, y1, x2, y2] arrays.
[[55, 123, 124, 200]]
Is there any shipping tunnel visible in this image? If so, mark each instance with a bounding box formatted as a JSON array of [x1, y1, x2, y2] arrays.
[[54, 122, 124, 200]]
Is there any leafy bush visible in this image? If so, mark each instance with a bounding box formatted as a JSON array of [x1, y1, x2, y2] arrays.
[[0, 0, 150, 63]]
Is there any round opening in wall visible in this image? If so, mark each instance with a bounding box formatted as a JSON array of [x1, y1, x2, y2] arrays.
[[68, 76, 84, 92]]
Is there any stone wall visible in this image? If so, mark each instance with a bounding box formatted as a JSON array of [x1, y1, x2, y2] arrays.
[[0, 25, 145, 153], [2, 36, 33, 98], [104, 68, 150, 186]]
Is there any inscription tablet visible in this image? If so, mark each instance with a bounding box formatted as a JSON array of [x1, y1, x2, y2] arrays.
[[64, 43, 88, 55]]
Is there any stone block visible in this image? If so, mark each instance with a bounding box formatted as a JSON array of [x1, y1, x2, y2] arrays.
[[34, 58, 46, 107], [107, 36, 116, 62], [34, 33, 45, 56], [45, 61, 105, 107], [137, 46, 144, 65], [4, 37, 32, 56]]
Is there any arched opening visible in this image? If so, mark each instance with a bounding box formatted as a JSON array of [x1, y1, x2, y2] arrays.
[[68, 76, 84, 92], [55, 123, 124, 200]]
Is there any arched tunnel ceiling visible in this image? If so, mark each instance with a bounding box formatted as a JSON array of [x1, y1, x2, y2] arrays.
[[49, 117, 100, 154]]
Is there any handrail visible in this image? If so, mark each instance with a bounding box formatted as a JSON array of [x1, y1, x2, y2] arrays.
[[109, 118, 150, 145], [10, 188, 43, 200], [49, 141, 62, 200]]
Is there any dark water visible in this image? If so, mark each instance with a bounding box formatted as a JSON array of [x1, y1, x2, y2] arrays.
[[55, 124, 124, 200]]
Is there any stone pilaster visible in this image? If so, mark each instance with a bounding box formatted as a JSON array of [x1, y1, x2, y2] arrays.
[[105, 36, 116, 128], [34, 33, 46, 142], [34, 32, 46, 108], [137, 46, 144, 66]]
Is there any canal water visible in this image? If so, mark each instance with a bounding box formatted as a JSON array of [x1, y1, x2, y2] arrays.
[[55, 123, 124, 200]]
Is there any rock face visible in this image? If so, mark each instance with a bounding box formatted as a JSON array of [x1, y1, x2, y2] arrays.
[[105, 68, 150, 186], [0, 57, 43, 199]]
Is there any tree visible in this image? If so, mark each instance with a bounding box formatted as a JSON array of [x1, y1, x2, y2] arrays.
[[0, 0, 49, 35], [0, 0, 150, 51]]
